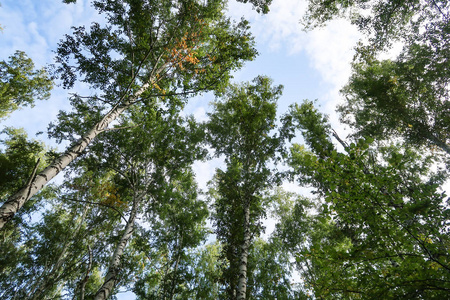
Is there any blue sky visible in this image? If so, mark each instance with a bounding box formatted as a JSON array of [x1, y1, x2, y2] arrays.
[[0, 0, 361, 298]]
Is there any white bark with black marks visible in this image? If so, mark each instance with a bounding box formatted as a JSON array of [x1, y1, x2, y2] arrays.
[[0, 80, 154, 229], [237, 201, 251, 300], [94, 196, 140, 300]]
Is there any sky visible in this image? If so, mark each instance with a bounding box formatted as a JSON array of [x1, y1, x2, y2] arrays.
[[0, 0, 361, 298]]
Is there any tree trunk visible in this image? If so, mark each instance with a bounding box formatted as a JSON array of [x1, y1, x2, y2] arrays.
[[0, 81, 154, 229], [77, 245, 92, 300], [30, 205, 89, 300], [168, 235, 183, 300], [94, 196, 140, 300], [237, 202, 251, 300]]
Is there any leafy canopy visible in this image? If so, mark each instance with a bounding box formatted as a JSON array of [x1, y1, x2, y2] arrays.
[[0, 51, 53, 120]]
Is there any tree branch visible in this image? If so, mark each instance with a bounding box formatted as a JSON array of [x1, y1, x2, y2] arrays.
[[64, 198, 128, 224]]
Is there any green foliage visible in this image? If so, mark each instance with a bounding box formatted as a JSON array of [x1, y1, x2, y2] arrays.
[[0, 51, 53, 119], [339, 22, 450, 154], [207, 76, 285, 297], [284, 100, 334, 157], [235, 0, 273, 14], [246, 237, 301, 299], [286, 102, 450, 299], [53, 0, 256, 98], [187, 243, 224, 299], [0, 174, 115, 300], [302, 1, 449, 156], [130, 169, 210, 299], [208, 76, 283, 162], [0, 127, 49, 199], [77, 102, 210, 298], [2, 0, 448, 299], [302, 0, 447, 50], [64, 0, 273, 14]]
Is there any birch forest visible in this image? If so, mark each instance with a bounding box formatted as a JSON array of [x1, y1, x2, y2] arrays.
[[0, 0, 449, 299]]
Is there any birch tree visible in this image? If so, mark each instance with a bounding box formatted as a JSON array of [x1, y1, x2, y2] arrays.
[[75, 103, 208, 299], [302, 0, 450, 156], [0, 172, 115, 300], [132, 169, 210, 299], [0, 0, 256, 229], [207, 76, 283, 299], [0, 51, 53, 120], [285, 101, 450, 299]]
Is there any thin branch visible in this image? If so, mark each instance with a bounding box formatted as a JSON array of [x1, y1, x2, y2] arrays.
[[26, 158, 41, 200], [64, 198, 128, 224], [331, 129, 349, 149], [429, 0, 447, 19]]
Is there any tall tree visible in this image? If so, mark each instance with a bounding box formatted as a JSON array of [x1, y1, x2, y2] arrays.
[[207, 76, 283, 299], [0, 51, 53, 120], [132, 169, 209, 299], [338, 24, 450, 154], [285, 101, 450, 299], [0, 172, 118, 300], [0, 0, 257, 229], [302, 0, 450, 156], [77, 103, 208, 299], [0, 128, 56, 299], [1, 98, 209, 299]]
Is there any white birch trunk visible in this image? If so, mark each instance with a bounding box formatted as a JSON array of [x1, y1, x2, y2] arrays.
[[237, 202, 251, 300], [78, 245, 92, 300], [30, 205, 89, 300], [0, 82, 153, 229], [94, 196, 140, 300]]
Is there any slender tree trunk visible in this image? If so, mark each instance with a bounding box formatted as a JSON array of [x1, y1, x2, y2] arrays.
[[168, 253, 181, 300], [168, 235, 183, 300], [237, 202, 251, 300], [94, 196, 140, 300], [0, 81, 154, 229], [30, 205, 89, 300], [81, 245, 93, 300], [73, 245, 92, 300]]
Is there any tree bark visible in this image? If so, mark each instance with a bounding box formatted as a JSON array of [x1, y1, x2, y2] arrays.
[[94, 196, 140, 300], [0, 81, 153, 229], [78, 245, 92, 300], [237, 202, 251, 300], [30, 205, 89, 300], [168, 235, 183, 300]]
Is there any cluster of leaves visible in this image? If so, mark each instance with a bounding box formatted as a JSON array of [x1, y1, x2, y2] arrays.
[[339, 22, 450, 154], [0, 51, 53, 120], [281, 101, 450, 299]]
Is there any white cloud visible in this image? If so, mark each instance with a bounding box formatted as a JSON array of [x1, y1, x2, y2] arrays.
[[228, 1, 360, 139], [228, 0, 307, 53], [192, 155, 224, 192], [228, 0, 360, 97], [304, 19, 360, 88], [193, 106, 208, 122]]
